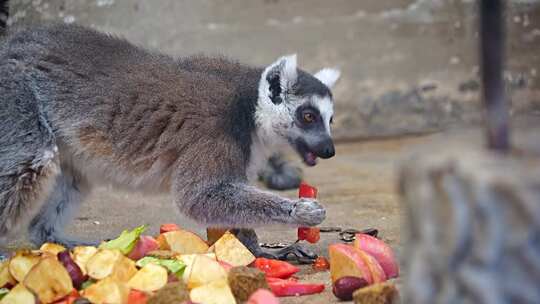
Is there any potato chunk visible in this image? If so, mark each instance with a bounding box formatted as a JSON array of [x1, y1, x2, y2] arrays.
[[82, 277, 129, 304], [127, 263, 168, 292], [86, 249, 137, 282], [213, 232, 255, 267], [8, 251, 41, 283], [23, 257, 73, 303], [190, 280, 236, 304], [0, 284, 35, 304], [72, 246, 98, 275]]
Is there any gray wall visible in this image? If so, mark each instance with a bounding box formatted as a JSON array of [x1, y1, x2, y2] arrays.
[[6, 0, 540, 140]]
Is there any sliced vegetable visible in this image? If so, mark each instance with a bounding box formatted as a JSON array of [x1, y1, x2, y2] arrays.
[[353, 233, 399, 279], [253, 258, 299, 279], [187, 255, 227, 289], [53, 289, 80, 304], [312, 256, 330, 271], [81, 277, 129, 304], [8, 250, 42, 283], [190, 279, 236, 304], [23, 257, 73, 303], [246, 288, 280, 304], [127, 236, 160, 261], [135, 256, 185, 278], [72, 246, 98, 275], [212, 232, 255, 267], [0, 288, 8, 301], [127, 263, 168, 292], [159, 223, 180, 234], [85, 249, 137, 282], [127, 289, 148, 304], [99, 225, 147, 255], [157, 230, 209, 254], [267, 278, 324, 297], [298, 182, 317, 198], [58, 250, 87, 289], [0, 261, 15, 288], [39, 243, 67, 257], [297, 183, 320, 243], [0, 284, 35, 304]]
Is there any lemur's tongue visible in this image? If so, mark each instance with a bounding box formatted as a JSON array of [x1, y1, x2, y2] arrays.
[[304, 152, 318, 167]]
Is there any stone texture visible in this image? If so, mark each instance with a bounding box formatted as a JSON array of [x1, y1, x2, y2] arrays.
[[400, 143, 540, 303]]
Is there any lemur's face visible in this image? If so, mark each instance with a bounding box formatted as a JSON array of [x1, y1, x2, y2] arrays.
[[256, 55, 340, 166]]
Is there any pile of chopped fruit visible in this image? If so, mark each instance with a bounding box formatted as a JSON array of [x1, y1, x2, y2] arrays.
[[0, 183, 399, 304]]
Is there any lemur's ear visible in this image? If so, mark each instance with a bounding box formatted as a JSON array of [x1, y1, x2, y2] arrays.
[[314, 68, 341, 88], [262, 54, 298, 105]]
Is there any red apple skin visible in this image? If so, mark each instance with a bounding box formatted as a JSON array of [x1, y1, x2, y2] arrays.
[[127, 235, 159, 260], [247, 289, 280, 304], [353, 234, 399, 279], [356, 250, 386, 283], [329, 244, 373, 284]]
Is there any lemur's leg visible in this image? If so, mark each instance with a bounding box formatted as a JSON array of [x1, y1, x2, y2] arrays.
[[259, 153, 302, 191], [28, 163, 93, 248], [0, 149, 60, 248], [178, 182, 325, 228], [232, 228, 317, 262]]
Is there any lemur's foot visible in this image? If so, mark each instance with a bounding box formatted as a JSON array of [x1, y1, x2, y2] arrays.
[[291, 198, 326, 226], [231, 228, 317, 264], [259, 153, 302, 191]]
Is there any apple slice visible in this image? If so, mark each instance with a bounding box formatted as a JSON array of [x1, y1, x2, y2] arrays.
[[357, 250, 386, 283], [81, 277, 129, 304], [0, 260, 15, 288], [0, 284, 35, 304], [8, 250, 42, 283], [213, 232, 255, 267], [187, 254, 227, 289], [85, 249, 137, 282], [158, 230, 209, 254], [329, 244, 373, 283], [190, 279, 236, 304], [72, 246, 98, 275], [23, 257, 73, 304], [127, 236, 159, 261], [353, 233, 399, 279], [127, 263, 168, 292]]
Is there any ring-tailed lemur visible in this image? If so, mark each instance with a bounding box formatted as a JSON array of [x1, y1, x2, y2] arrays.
[[0, 24, 340, 258]]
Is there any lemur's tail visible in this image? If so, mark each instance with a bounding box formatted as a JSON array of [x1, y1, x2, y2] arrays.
[[0, 0, 9, 35]]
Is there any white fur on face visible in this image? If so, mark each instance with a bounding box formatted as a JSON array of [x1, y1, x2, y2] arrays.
[[311, 95, 334, 135]]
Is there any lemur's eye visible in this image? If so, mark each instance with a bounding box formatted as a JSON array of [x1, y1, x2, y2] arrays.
[[303, 112, 315, 123]]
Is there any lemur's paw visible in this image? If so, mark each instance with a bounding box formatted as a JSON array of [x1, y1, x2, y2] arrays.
[[291, 198, 326, 226]]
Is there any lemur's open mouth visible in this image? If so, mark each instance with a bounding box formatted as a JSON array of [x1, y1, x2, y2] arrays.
[[294, 139, 318, 167]]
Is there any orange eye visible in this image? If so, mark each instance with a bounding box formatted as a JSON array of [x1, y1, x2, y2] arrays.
[[303, 113, 315, 123]]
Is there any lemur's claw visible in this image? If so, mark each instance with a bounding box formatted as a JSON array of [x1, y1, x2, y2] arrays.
[[291, 198, 326, 226]]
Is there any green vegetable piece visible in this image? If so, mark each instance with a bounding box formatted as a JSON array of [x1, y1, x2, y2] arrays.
[[0, 288, 9, 300], [136, 256, 185, 277], [80, 280, 95, 290], [99, 225, 147, 255]]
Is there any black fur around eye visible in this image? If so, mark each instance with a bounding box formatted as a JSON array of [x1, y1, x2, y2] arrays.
[[330, 116, 334, 124]]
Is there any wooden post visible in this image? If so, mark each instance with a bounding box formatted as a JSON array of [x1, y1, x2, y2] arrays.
[[480, 0, 510, 152]]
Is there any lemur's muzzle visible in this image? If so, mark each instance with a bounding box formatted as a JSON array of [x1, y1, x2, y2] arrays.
[[312, 137, 335, 159]]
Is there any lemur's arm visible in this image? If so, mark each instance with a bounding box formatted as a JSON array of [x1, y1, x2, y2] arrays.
[[174, 181, 325, 228]]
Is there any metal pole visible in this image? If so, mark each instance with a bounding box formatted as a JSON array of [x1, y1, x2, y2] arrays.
[[480, 0, 510, 152]]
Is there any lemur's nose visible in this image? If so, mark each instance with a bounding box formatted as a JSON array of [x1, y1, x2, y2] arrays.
[[315, 138, 335, 159]]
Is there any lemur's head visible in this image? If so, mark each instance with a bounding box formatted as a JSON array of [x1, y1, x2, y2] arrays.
[[256, 54, 340, 166]]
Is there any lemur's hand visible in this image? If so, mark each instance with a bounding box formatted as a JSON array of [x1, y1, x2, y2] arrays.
[[290, 198, 326, 226]]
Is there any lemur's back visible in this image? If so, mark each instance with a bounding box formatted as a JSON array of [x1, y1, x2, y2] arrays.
[[0, 24, 261, 190]]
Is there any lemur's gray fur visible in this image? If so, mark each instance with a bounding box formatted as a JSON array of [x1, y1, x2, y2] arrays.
[[0, 24, 340, 254]]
